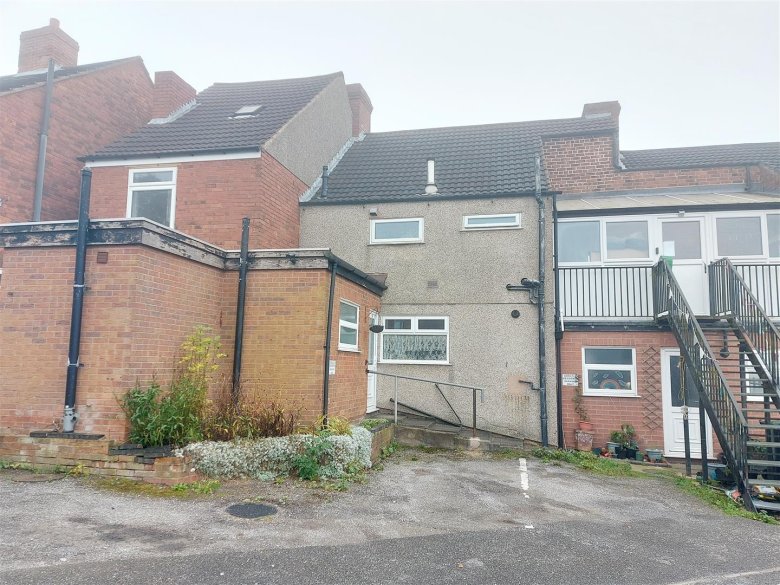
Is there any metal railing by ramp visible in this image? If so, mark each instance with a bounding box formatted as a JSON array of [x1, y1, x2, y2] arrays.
[[370, 371, 485, 437]]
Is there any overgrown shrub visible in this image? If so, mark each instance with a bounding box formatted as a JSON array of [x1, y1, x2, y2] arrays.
[[202, 389, 299, 441], [122, 325, 225, 447], [183, 426, 373, 480]]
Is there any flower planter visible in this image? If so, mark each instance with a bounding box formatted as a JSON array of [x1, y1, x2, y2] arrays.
[[646, 449, 663, 463], [606, 441, 620, 454], [624, 447, 638, 460], [578, 420, 594, 432]]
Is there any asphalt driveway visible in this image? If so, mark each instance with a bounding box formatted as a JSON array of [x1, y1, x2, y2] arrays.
[[1, 451, 778, 584]]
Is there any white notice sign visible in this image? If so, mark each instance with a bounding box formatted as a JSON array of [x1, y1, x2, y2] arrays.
[[562, 374, 579, 387], [329, 360, 336, 375]]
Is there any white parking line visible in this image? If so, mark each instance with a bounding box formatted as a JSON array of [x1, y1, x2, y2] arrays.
[[519, 457, 529, 496]]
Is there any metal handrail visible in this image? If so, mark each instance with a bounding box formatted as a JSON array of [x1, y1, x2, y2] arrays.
[[369, 370, 485, 437], [654, 260, 752, 507], [559, 265, 654, 319], [711, 258, 780, 395]]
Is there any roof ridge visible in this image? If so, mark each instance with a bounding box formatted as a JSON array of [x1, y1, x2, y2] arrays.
[[362, 115, 615, 137], [622, 141, 780, 154], [208, 71, 343, 88]]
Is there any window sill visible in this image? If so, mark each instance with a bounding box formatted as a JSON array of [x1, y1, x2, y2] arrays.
[[461, 226, 522, 232], [379, 361, 451, 366], [583, 392, 640, 398], [338, 346, 360, 353], [368, 241, 424, 246]]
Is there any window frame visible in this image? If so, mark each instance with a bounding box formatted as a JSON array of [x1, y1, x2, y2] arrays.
[[604, 219, 651, 262], [337, 299, 360, 352], [462, 213, 521, 231], [126, 167, 177, 228], [714, 214, 765, 259], [369, 218, 424, 245], [557, 219, 603, 265], [582, 346, 638, 397], [380, 316, 449, 365], [765, 213, 779, 259]]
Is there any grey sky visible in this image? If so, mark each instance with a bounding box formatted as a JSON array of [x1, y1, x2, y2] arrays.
[[1, 1, 778, 150]]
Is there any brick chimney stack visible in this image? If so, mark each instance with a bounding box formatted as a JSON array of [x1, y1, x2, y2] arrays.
[[581, 101, 621, 122], [346, 83, 373, 136], [18, 18, 79, 73], [152, 71, 197, 119]]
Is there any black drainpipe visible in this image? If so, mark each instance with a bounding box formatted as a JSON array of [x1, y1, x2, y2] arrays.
[[535, 155, 549, 447], [552, 191, 564, 448], [63, 168, 92, 432], [32, 58, 55, 222], [232, 217, 250, 403], [322, 259, 338, 419]]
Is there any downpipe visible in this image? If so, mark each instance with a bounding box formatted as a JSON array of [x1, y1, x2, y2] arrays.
[[32, 59, 55, 222], [322, 259, 338, 420], [534, 155, 549, 447], [231, 217, 250, 403], [63, 168, 92, 432]]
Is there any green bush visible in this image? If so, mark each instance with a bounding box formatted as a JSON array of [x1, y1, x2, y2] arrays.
[[122, 326, 224, 447]]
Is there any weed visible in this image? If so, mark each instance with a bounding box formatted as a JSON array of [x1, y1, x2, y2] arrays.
[[490, 448, 528, 460], [532, 448, 638, 477], [68, 463, 89, 477], [380, 441, 399, 459], [671, 476, 778, 524], [310, 415, 352, 437], [202, 386, 299, 441], [360, 418, 389, 431], [122, 326, 225, 447], [170, 480, 220, 495], [290, 436, 333, 480]]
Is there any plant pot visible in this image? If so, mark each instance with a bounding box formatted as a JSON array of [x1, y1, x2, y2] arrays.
[[625, 448, 638, 460], [615, 446, 627, 459], [578, 420, 594, 432], [646, 449, 663, 463], [606, 442, 620, 454], [635, 451, 644, 462], [592, 447, 602, 457]]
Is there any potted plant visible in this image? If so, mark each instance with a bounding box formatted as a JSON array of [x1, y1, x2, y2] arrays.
[[610, 424, 638, 459], [646, 448, 663, 463], [573, 383, 593, 431], [606, 437, 621, 455]]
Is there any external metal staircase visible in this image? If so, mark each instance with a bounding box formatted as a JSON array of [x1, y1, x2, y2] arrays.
[[653, 259, 780, 513]]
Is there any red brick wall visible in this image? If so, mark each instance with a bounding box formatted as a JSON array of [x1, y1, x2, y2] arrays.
[[543, 135, 748, 194], [560, 330, 676, 450], [152, 71, 196, 118], [0, 242, 380, 437], [89, 154, 306, 249], [328, 277, 381, 420], [0, 59, 153, 223]]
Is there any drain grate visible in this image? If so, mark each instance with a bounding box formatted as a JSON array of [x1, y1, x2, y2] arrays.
[[226, 503, 278, 519]]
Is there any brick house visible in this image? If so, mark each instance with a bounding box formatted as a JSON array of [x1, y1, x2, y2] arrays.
[[0, 28, 382, 440]]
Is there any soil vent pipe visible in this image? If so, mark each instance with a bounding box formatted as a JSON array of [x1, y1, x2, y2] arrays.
[[33, 59, 55, 222]]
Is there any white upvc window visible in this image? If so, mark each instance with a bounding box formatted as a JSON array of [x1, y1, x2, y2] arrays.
[[766, 214, 779, 258], [558, 220, 602, 263], [338, 300, 360, 351], [715, 215, 764, 258], [370, 218, 424, 244], [380, 316, 449, 364], [127, 168, 177, 228], [582, 347, 637, 397], [463, 213, 521, 230], [604, 220, 650, 261]]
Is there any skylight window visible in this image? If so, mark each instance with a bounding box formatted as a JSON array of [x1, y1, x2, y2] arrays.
[[230, 105, 262, 119]]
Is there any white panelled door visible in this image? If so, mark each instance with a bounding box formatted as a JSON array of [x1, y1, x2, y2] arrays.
[[660, 217, 708, 315], [366, 311, 379, 413]]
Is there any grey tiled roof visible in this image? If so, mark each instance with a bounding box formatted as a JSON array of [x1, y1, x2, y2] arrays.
[[308, 116, 616, 202], [0, 58, 139, 94], [621, 142, 780, 170], [87, 72, 342, 160]]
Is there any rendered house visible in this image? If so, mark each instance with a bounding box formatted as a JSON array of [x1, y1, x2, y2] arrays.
[[299, 114, 623, 445]]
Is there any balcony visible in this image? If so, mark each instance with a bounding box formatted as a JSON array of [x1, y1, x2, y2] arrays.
[[559, 263, 780, 321]]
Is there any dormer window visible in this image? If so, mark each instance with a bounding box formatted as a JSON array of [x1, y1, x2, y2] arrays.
[[229, 105, 262, 119]]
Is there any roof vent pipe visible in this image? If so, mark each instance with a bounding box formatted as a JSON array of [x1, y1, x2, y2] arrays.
[[321, 165, 329, 197], [425, 159, 438, 194]]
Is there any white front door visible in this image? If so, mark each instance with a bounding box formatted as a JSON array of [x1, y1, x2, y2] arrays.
[[366, 311, 378, 413], [660, 217, 708, 315], [661, 349, 714, 459]]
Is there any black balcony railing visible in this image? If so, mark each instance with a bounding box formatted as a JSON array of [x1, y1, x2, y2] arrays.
[[733, 264, 780, 319], [559, 266, 654, 319]]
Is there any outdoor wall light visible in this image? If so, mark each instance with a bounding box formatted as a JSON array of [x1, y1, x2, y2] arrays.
[[369, 208, 378, 216]]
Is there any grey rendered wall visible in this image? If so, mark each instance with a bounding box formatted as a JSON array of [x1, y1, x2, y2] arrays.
[[300, 197, 558, 444], [264, 76, 353, 186]]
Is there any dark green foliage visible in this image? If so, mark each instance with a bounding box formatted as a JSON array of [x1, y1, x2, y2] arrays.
[[290, 436, 333, 481]]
